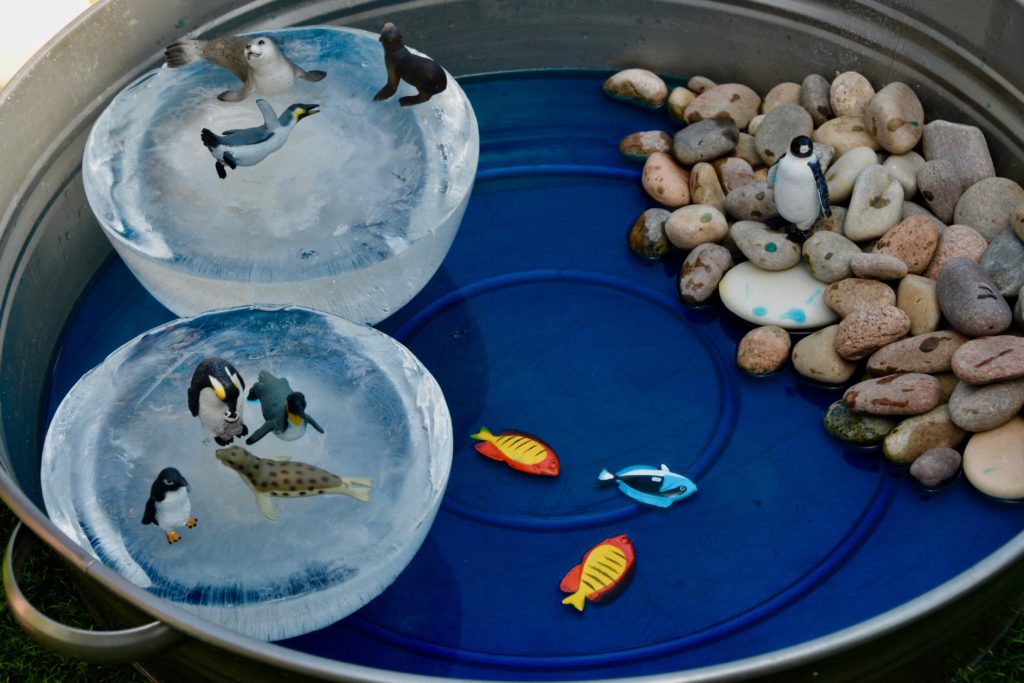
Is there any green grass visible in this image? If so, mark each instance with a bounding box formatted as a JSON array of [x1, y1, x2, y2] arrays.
[[0, 498, 1021, 682]]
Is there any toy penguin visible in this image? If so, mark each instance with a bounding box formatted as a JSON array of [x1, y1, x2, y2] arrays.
[[141, 468, 196, 544], [188, 357, 248, 445], [245, 370, 324, 445], [373, 22, 448, 106], [766, 135, 831, 241], [200, 99, 319, 179]]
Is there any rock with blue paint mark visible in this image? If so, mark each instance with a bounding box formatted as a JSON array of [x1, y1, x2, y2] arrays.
[[729, 221, 801, 271], [718, 262, 837, 330]]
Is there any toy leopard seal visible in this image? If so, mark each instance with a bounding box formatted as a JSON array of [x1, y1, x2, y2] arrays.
[[372, 22, 447, 106]]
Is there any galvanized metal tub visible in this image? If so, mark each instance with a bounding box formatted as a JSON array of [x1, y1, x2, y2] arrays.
[[2, 1, 1023, 681]]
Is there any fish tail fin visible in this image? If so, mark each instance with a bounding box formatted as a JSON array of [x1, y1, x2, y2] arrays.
[[597, 469, 615, 483], [333, 479, 372, 502], [561, 591, 587, 611], [470, 427, 493, 442]]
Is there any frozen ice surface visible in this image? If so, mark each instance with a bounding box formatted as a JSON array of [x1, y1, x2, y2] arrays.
[[83, 26, 478, 324], [41, 306, 453, 640]]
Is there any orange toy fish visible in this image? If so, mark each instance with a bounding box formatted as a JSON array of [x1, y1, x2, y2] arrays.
[[470, 427, 560, 476], [560, 535, 635, 611]]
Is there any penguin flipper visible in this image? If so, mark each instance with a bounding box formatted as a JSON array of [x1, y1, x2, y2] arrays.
[[255, 99, 281, 130], [245, 421, 275, 445], [809, 157, 831, 217], [222, 152, 237, 170], [215, 161, 227, 179], [306, 415, 325, 434], [141, 498, 157, 525]]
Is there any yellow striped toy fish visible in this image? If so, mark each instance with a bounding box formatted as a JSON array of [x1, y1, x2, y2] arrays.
[[560, 534, 635, 611], [470, 427, 560, 476]]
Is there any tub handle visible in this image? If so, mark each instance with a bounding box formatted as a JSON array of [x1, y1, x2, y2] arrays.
[[3, 522, 182, 663]]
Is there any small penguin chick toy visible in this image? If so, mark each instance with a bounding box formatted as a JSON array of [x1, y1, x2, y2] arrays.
[[164, 34, 326, 102], [766, 135, 831, 241], [201, 99, 319, 179], [141, 468, 196, 544], [188, 357, 248, 445], [373, 22, 448, 106], [246, 370, 324, 445]]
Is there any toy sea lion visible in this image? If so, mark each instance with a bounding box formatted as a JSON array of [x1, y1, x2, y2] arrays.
[[165, 34, 326, 102], [373, 22, 447, 106]]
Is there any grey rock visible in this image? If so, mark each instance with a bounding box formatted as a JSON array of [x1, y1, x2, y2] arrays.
[[936, 257, 1012, 337], [1012, 202, 1024, 243], [864, 82, 925, 154], [754, 104, 814, 166], [824, 400, 896, 445], [882, 151, 926, 199], [723, 182, 777, 222], [922, 120, 995, 189], [882, 405, 966, 465], [800, 73, 833, 127], [730, 221, 801, 271], [1016, 284, 1024, 331], [627, 208, 672, 259], [811, 205, 847, 235], [916, 159, 962, 223], [980, 228, 1024, 296], [619, 130, 673, 161], [953, 177, 1024, 242], [829, 71, 875, 118], [850, 252, 908, 280], [814, 143, 835, 173], [902, 201, 948, 233], [677, 242, 734, 305], [802, 230, 862, 283], [791, 324, 858, 384], [672, 119, 740, 165], [909, 447, 962, 488], [824, 146, 877, 204], [845, 165, 904, 242], [949, 378, 1024, 432]]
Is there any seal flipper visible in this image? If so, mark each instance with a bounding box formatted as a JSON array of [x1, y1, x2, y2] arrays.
[[298, 68, 327, 82], [255, 491, 278, 521], [218, 82, 252, 103]]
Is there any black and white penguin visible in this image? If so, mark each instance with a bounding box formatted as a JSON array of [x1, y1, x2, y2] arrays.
[[372, 22, 447, 106], [245, 370, 325, 445], [141, 468, 196, 544], [188, 357, 248, 445], [766, 135, 831, 240], [200, 99, 319, 179]]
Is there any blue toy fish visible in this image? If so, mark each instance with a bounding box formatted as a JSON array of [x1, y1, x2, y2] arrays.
[[597, 464, 697, 508]]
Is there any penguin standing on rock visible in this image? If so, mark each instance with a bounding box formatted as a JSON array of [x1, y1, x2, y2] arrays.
[[245, 370, 324, 445], [188, 358, 248, 445], [200, 98, 319, 179], [141, 468, 196, 545], [766, 135, 831, 241], [373, 22, 447, 106]]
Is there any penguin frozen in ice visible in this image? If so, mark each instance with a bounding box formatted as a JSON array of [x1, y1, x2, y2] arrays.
[[245, 370, 324, 445], [373, 22, 447, 106], [188, 357, 248, 446], [141, 467, 196, 545], [766, 135, 831, 241], [200, 98, 319, 179]]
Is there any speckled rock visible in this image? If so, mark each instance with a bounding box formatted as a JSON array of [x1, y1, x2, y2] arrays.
[[802, 230, 862, 283], [762, 82, 801, 114], [812, 116, 879, 157], [949, 378, 1024, 432], [897, 274, 941, 335], [730, 132, 761, 167], [963, 416, 1024, 500], [882, 151, 925, 199], [713, 157, 755, 193], [980, 228, 1024, 296], [627, 208, 672, 259], [915, 159, 962, 223], [871, 215, 938, 274], [687, 76, 716, 94], [824, 278, 896, 317], [755, 104, 814, 166], [736, 325, 791, 375], [800, 74, 834, 127], [604, 69, 668, 108], [683, 83, 761, 129], [673, 119, 740, 165], [922, 120, 995, 189], [667, 87, 697, 123], [883, 405, 966, 465], [730, 221, 801, 271], [924, 224, 988, 279], [937, 257, 1012, 337], [844, 373, 942, 416], [902, 202, 948, 233], [677, 242, 734, 305], [689, 162, 726, 212], [951, 335, 1024, 385], [909, 447, 962, 488], [811, 205, 847, 235], [834, 305, 911, 360], [824, 146, 877, 204], [664, 205, 728, 250], [844, 165, 905, 242], [642, 152, 691, 208], [723, 182, 776, 222], [824, 400, 896, 445], [619, 130, 673, 161], [830, 71, 875, 118], [792, 324, 858, 384], [849, 253, 908, 280], [865, 82, 925, 154], [866, 330, 967, 375], [954, 177, 1024, 242]]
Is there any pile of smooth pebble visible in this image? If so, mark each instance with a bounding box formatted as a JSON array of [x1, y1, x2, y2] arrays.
[[605, 68, 1024, 498]]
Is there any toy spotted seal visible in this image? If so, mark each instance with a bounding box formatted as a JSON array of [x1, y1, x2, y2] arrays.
[[165, 34, 326, 102], [372, 22, 447, 106]]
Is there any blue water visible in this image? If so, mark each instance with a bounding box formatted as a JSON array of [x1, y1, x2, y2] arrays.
[[49, 71, 1024, 679]]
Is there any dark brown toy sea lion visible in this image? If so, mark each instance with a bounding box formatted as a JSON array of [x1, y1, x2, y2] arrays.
[[372, 23, 447, 107]]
